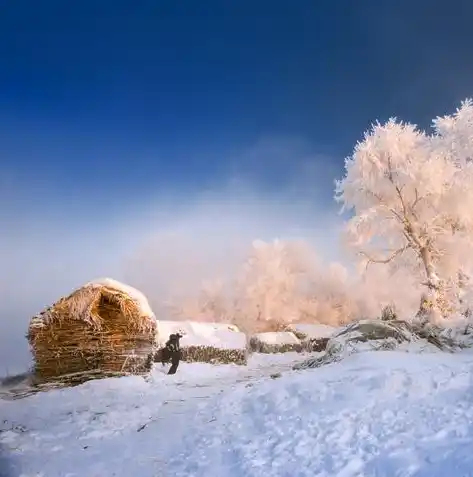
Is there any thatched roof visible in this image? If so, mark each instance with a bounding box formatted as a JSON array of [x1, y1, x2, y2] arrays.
[[28, 277, 156, 335]]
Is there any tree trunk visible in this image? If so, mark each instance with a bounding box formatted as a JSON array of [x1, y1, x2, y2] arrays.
[[418, 246, 445, 324], [403, 219, 445, 323], [420, 247, 439, 290]]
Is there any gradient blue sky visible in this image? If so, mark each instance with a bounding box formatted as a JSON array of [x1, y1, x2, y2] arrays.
[[2, 0, 473, 371]]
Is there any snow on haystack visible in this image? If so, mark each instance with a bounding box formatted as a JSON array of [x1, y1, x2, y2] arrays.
[[155, 320, 247, 365], [86, 277, 156, 321], [249, 331, 303, 353]]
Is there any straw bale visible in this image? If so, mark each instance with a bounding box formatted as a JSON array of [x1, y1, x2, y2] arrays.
[[249, 332, 303, 354], [155, 345, 247, 365], [154, 321, 248, 365], [27, 279, 157, 385], [155, 320, 241, 346], [183, 347, 246, 364], [284, 323, 337, 352]]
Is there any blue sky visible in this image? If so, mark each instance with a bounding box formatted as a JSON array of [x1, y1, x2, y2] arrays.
[[1, 0, 473, 371]]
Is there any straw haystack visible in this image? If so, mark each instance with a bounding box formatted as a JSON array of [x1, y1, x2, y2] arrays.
[[249, 331, 303, 353], [285, 323, 337, 352], [154, 321, 248, 365], [27, 278, 157, 385]]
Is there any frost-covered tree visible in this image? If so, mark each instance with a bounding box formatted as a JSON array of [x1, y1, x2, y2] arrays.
[[356, 265, 421, 320], [233, 239, 317, 331], [164, 278, 231, 322], [300, 261, 356, 325], [336, 100, 473, 323], [127, 230, 413, 330], [233, 239, 362, 330]]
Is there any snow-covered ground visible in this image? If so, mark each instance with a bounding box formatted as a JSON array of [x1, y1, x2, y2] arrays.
[[2, 349, 473, 477]]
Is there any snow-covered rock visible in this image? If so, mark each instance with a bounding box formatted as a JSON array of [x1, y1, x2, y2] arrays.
[[293, 316, 473, 372], [294, 319, 420, 370]]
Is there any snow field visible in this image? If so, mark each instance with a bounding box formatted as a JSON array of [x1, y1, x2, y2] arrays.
[[167, 351, 473, 477], [2, 350, 473, 476]]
